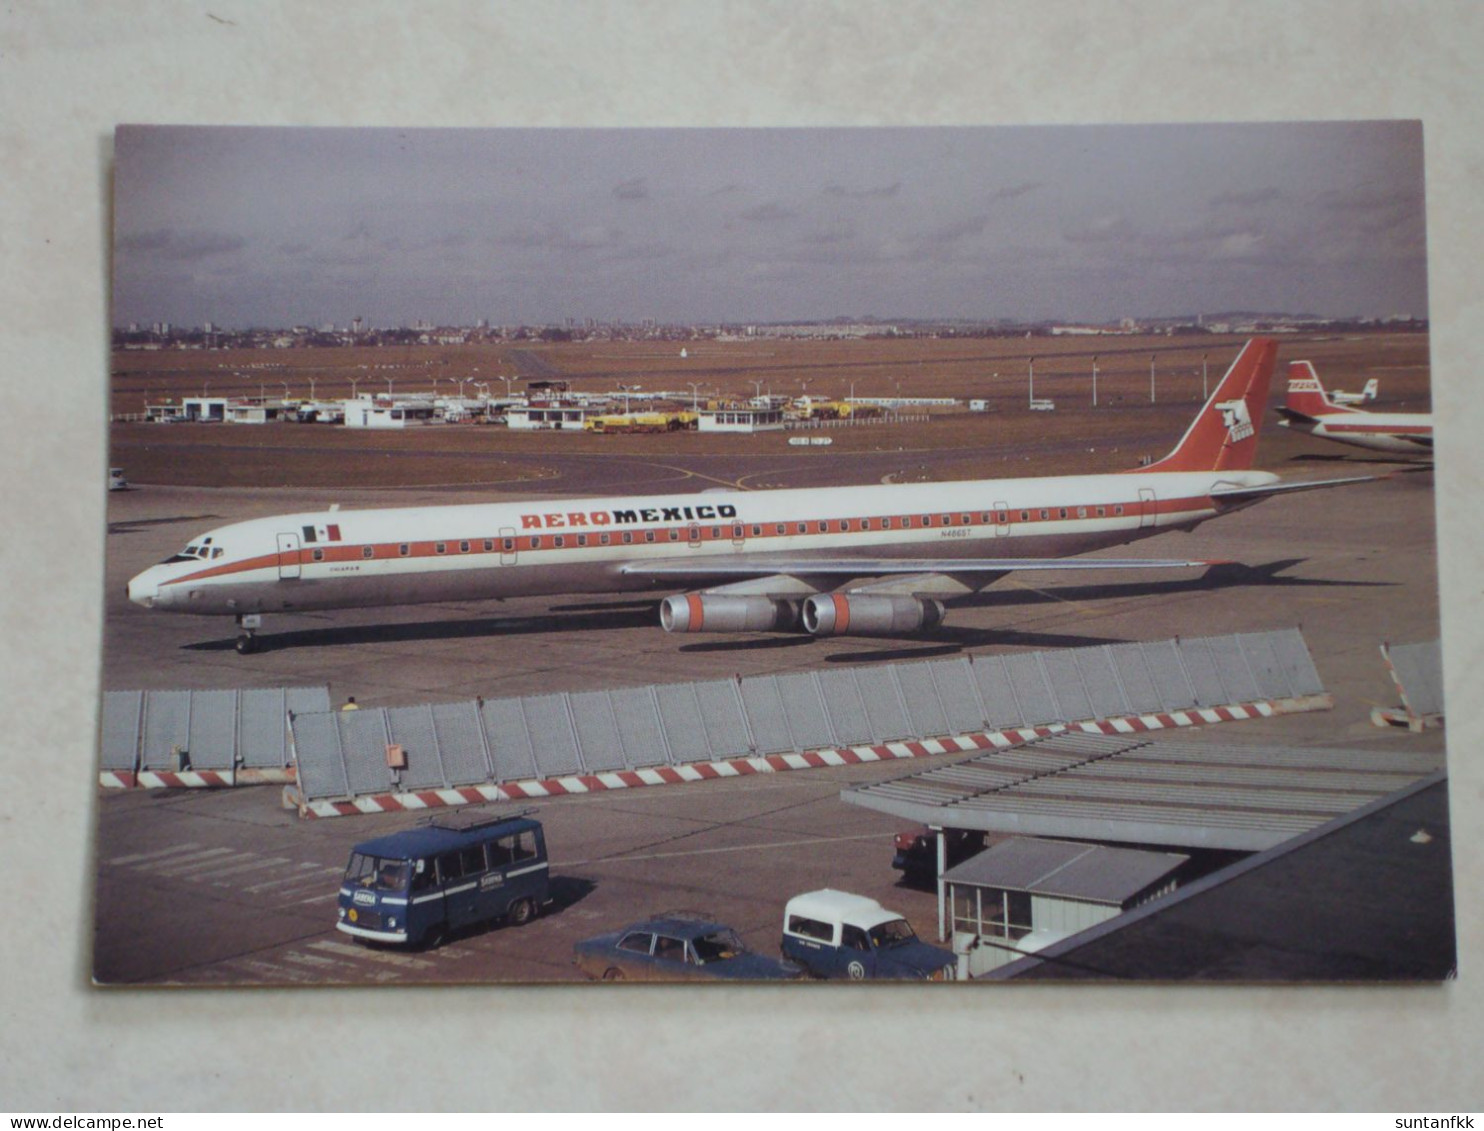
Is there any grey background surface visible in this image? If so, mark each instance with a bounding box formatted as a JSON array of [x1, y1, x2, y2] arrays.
[[2, 1, 1480, 1112]]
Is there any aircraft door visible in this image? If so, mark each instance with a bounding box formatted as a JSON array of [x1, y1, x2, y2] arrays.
[[1138, 487, 1157, 529], [993, 500, 1010, 537], [276, 532, 302, 579], [499, 527, 517, 566]]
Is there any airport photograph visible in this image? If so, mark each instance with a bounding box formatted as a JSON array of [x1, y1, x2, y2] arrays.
[[95, 120, 1451, 990]]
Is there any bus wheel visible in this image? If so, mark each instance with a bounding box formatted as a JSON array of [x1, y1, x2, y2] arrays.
[[601, 967, 625, 982], [508, 897, 536, 927]]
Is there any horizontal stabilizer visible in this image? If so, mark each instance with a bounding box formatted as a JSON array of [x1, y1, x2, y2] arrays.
[[1210, 474, 1377, 504]]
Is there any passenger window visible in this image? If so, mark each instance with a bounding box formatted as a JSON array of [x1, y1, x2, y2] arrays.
[[511, 831, 536, 861], [668, 530, 678, 542], [775, 524, 785, 535], [653, 936, 685, 962], [459, 846, 485, 875], [483, 539, 494, 552], [579, 534, 589, 547], [529, 537, 540, 549], [459, 541, 470, 553], [617, 932, 652, 954], [554, 536, 565, 548], [788, 915, 833, 942], [435, 853, 462, 883], [362, 546, 374, 559], [842, 925, 871, 951], [410, 861, 435, 892], [600, 533, 610, 546], [488, 836, 515, 867], [400, 544, 410, 556], [436, 543, 447, 555], [645, 532, 655, 543], [502, 538, 514, 551], [622, 532, 633, 545], [312, 549, 324, 562]]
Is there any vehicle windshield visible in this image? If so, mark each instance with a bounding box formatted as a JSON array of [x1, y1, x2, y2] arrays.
[[160, 536, 223, 564], [868, 918, 917, 948], [344, 852, 412, 892], [691, 928, 744, 964]]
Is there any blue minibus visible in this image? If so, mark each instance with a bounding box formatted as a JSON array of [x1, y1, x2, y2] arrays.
[[336, 810, 550, 947]]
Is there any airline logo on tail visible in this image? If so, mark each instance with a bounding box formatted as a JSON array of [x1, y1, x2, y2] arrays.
[[1216, 398, 1255, 445]]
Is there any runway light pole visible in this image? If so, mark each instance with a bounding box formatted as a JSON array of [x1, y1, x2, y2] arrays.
[[1149, 354, 1156, 404], [1092, 356, 1098, 407], [1028, 356, 1035, 408], [1203, 353, 1209, 400]]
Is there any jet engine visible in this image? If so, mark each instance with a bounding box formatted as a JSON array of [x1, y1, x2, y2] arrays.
[[801, 593, 946, 637], [659, 593, 800, 633]]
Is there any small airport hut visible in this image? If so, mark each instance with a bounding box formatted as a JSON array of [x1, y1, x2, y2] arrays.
[[944, 836, 1187, 978], [504, 403, 594, 430], [697, 406, 787, 433], [342, 397, 437, 428], [180, 396, 229, 422]]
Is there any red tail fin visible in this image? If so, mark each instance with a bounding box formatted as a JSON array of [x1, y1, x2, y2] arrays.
[[1138, 337, 1278, 473], [1284, 360, 1352, 417]]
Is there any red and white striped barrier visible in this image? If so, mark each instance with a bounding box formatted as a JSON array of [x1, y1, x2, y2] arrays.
[[98, 766, 298, 790], [292, 692, 1331, 818]]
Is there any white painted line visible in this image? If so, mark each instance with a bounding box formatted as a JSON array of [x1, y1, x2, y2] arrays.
[[107, 843, 201, 867], [135, 847, 238, 874], [308, 939, 436, 970]]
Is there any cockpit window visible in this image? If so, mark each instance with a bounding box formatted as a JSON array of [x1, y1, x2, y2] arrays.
[[160, 540, 220, 565]]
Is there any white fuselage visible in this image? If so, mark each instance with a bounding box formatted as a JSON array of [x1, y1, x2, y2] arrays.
[[127, 468, 1274, 618]]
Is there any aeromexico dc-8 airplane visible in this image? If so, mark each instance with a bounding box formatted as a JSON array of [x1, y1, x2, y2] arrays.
[[128, 338, 1362, 654]]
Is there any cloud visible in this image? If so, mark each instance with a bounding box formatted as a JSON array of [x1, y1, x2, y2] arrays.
[[613, 178, 649, 201], [739, 202, 795, 223], [988, 180, 1042, 202], [116, 229, 246, 261], [824, 182, 900, 199]]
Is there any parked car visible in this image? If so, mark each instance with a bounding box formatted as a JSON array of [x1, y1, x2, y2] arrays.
[[891, 826, 985, 885], [781, 889, 957, 980], [574, 912, 804, 982]]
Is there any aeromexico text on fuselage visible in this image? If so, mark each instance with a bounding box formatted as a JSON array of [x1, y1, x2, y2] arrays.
[[521, 503, 739, 528]]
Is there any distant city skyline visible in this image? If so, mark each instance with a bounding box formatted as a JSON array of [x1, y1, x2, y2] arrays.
[[112, 122, 1428, 329]]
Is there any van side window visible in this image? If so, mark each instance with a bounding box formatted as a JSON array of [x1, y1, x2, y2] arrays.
[[410, 861, 434, 892], [459, 846, 485, 875], [842, 925, 871, 951], [787, 915, 833, 942], [617, 932, 653, 954], [435, 853, 463, 883], [488, 835, 515, 868], [511, 831, 536, 861]]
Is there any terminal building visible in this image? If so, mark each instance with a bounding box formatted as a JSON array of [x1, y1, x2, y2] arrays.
[[697, 406, 787, 432]]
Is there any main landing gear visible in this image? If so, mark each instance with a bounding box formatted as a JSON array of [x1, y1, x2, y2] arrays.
[[234, 613, 263, 655]]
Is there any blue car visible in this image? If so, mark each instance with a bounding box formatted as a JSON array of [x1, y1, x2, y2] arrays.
[[781, 889, 957, 980], [574, 912, 804, 982]]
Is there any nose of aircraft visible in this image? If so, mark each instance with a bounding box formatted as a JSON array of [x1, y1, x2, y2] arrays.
[[127, 567, 162, 607]]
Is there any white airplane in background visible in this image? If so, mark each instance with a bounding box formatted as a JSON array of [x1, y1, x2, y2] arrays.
[[128, 338, 1364, 654], [1275, 361, 1433, 457], [1328, 377, 1379, 406]]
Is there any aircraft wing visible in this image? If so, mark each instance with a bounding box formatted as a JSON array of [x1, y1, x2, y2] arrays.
[[1274, 406, 1321, 425], [618, 555, 1223, 580]]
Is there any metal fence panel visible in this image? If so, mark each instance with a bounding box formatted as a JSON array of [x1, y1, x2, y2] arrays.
[[100, 691, 143, 772], [610, 687, 670, 767], [186, 689, 238, 771], [1236, 632, 1290, 700], [855, 665, 914, 742], [291, 712, 350, 800], [570, 691, 627, 772], [1001, 652, 1060, 726], [1140, 639, 1195, 709], [240, 688, 287, 769], [140, 690, 192, 770], [1073, 646, 1131, 720], [340, 709, 395, 796], [973, 655, 1025, 731], [654, 682, 712, 762], [1203, 634, 1260, 705], [817, 668, 874, 747], [1176, 637, 1228, 708], [894, 662, 949, 738], [739, 676, 795, 755], [1271, 628, 1324, 697], [693, 680, 752, 759], [519, 695, 583, 777], [482, 697, 538, 782], [386, 705, 445, 789], [432, 701, 490, 786], [929, 659, 987, 735], [286, 687, 333, 717], [1108, 643, 1163, 714], [1040, 649, 1096, 723], [1389, 640, 1444, 717], [776, 672, 834, 751]]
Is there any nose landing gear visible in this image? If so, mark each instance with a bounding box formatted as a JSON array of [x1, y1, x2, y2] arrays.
[[234, 613, 263, 655]]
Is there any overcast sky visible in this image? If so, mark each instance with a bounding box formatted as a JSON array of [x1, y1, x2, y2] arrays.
[[111, 122, 1427, 329]]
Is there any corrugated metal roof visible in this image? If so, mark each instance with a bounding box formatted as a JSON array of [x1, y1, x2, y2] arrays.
[[943, 837, 1188, 904], [842, 733, 1446, 852]]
